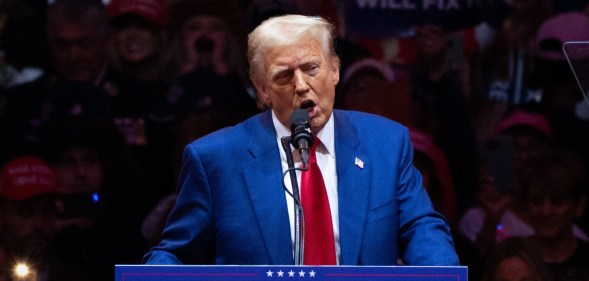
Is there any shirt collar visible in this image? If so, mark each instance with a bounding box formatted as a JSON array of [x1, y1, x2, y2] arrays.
[[272, 110, 335, 158]]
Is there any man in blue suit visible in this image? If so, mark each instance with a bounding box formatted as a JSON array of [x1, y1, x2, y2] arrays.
[[144, 14, 459, 266]]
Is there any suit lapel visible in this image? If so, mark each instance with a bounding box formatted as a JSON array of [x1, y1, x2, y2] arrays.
[[242, 111, 294, 264], [333, 110, 370, 265]]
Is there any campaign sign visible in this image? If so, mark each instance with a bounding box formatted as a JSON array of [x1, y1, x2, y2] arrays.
[[343, 0, 491, 38], [115, 265, 468, 281]]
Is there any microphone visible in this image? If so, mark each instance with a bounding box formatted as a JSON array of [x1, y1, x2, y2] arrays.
[[290, 109, 315, 166]]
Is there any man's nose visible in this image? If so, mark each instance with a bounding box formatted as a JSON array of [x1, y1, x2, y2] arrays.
[[294, 70, 310, 95]]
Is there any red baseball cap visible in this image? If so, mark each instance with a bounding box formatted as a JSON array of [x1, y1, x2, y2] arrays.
[[107, 0, 168, 28], [535, 12, 589, 61], [0, 156, 57, 201], [494, 110, 554, 140]]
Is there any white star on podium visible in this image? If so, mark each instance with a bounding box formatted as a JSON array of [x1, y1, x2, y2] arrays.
[[266, 270, 273, 277]]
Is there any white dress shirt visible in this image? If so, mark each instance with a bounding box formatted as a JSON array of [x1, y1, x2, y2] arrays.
[[272, 111, 341, 264]]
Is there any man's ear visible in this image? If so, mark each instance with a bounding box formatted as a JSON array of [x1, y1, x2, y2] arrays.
[[255, 82, 272, 108], [331, 57, 340, 86]]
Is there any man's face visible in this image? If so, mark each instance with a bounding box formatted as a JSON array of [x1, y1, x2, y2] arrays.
[[48, 17, 109, 82], [51, 146, 104, 193], [0, 197, 57, 259], [114, 25, 160, 65], [526, 190, 583, 240], [256, 37, 339, 133]]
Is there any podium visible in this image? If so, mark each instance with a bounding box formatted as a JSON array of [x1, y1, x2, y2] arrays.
[[115, 265, 467, 281]]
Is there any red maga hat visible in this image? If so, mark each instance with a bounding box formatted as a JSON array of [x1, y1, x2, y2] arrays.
[[495, 110, 554, 140], [107, 0, 168, 28], [0, 156, 57, 201]]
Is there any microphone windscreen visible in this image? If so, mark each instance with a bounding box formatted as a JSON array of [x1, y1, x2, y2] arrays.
[[290, 109, 310, 126]]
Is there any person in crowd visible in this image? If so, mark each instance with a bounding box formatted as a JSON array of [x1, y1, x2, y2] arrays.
[[155, 1, 261, 177], [524, 11, 589, 233], [0, 156, 58, 281], [107, 0, 173, 82], [409, 127, 484, 280], [144, 14, 458, 266], [480, 237, 553, 281], [397, 23, 479, 215], [340, 57, 413, 126], [459, 109, 588, 256], [1, 0, 178, 206], [0, 0, 113, 165], [41, 119, 149, 281], [159, 0, 259, 120], [522, 149, 589, 280], [105, 0, 180, 207], [339, 58, 477, 275], [339, 58, 455, 223], [479, 0, 551, 106]]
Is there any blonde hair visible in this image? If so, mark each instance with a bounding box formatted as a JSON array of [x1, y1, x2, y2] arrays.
[[247, 14, 339, 86]]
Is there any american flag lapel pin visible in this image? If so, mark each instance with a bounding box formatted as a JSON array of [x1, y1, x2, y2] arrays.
[[354, 157, 364, 169]]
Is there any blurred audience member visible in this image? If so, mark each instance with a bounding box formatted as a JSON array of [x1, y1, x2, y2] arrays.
[[405, 24, 479, 215], [525, 12, 589, 233], [529, 12, 589, 164], [341, 58, 412, 125], [493, 109, 554, 172], [46, 0, 110, 83], [0, 0, 112, 165], [41, 119, 148, 281], [107, 0, 173, 81], [459, 109, 588, 257], [409, 127, 483, 280], [522, 149, 589, 281], [106, 0, 178, 206], [480, 237, 553, 281], [480, 0, 551, 106], [0, 156, 57, 281], [531, 12, 589, 117], [160, 0, 258, 119], [156, 1, 260, 175]]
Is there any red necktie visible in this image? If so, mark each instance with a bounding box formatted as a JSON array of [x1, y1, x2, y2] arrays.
[[300, 138, 336, 265]]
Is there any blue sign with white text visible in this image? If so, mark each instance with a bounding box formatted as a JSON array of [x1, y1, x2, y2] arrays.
[[344, 0, 491, 38], [115, 265, 468, 281]]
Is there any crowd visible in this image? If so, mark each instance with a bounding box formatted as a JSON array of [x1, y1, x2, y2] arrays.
[[1, 0, 589, 280]]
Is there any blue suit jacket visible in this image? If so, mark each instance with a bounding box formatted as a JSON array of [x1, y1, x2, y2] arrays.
[[144, 110, 459, 265]]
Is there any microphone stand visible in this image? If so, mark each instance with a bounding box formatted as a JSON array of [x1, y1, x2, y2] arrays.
[[281, 136, 304, 265]]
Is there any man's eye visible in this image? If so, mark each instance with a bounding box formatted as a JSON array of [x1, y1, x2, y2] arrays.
[[306, 64, 319, 75], [274, 71, 292, 82]]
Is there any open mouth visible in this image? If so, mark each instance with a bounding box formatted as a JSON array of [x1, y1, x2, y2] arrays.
[[300, 100, 316, 111]]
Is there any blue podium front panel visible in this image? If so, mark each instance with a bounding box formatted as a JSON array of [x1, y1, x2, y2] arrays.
[[115, 265, 467, 281]]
